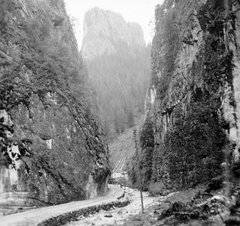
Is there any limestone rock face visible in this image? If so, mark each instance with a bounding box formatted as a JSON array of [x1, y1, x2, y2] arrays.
[[143, 0, 240, 188], [81, 7, 150, 138], [0, 0, 110, 207], [82, 7, 146, 59]]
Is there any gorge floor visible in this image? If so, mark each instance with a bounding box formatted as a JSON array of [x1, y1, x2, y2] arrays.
[[64, 188, 163, 226]]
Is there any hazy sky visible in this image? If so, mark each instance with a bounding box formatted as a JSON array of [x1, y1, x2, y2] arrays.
[[64, 0, 164, 48]]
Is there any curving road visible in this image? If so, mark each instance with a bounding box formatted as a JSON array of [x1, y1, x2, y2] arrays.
[[66, 188, 157, 226], [0, 185, 123, 226]]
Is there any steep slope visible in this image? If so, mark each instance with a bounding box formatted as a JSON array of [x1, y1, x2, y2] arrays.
[[109, 117, 144, 178], [0, 0, 110, 207], [109, 128, 135, 174], [82, 7, 151, 138], [82, 7, 145, 59], [129, 0, 240, 190]]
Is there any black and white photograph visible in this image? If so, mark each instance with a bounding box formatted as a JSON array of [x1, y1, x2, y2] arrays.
[[0, 0, 240, 225]]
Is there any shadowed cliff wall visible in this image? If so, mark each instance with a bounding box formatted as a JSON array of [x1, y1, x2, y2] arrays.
[[0, 0, 110, 206], [130, 0, 240, 190]]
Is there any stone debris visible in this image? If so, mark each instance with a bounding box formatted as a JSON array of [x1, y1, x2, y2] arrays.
[[64, 188, 156, 226], [38, 199, 130, 226]]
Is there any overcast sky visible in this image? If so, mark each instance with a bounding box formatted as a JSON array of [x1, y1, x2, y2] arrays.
[[64, 0, 164, 49]]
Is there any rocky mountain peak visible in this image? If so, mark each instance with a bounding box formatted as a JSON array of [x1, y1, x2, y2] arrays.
[[82, 7, 145, 59]]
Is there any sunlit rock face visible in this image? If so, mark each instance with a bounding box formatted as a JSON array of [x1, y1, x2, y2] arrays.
[[0, 0, 110, 207], [82, 7, 146, 59], [143, 0, 240, 188]]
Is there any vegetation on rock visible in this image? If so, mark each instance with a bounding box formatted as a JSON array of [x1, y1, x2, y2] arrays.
[[128, 0, 240, 200], [0, 0, 110, 205], [82, 8, 151, 138], [127, 117, 154, 190]]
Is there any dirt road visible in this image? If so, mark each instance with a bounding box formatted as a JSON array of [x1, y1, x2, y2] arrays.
[[65, 188, 157, 226], [0, 185, 123, 226]]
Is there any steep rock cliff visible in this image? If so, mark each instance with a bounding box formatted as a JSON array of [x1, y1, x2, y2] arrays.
[[82, 7, 145, 59], [132, 0, 240, 190], [0, 0, 110, 207], [82, 7, 151, 138]]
